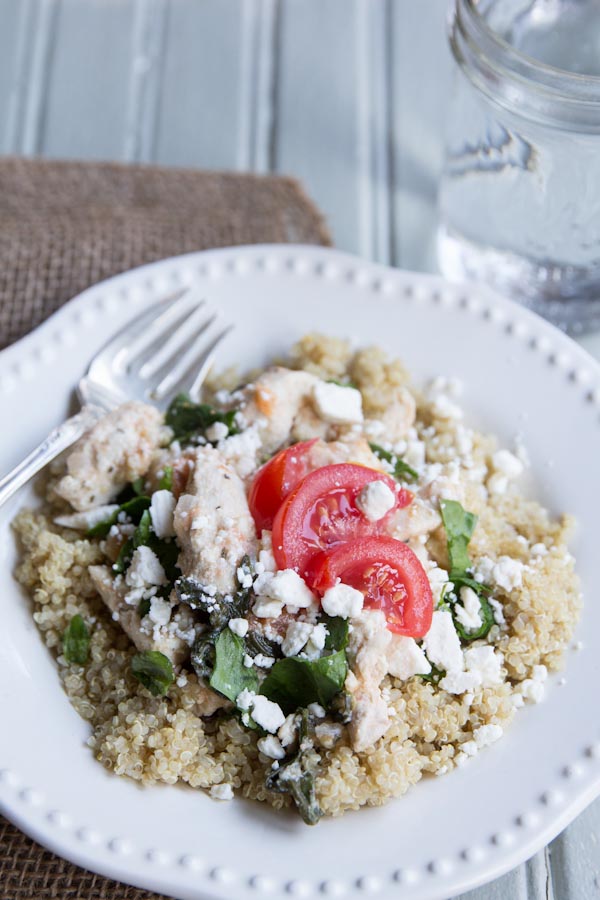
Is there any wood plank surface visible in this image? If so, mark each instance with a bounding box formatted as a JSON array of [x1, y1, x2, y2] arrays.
[[0, 1, 598, 898]]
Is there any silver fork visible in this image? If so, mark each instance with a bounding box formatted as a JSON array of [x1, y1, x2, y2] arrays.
[[0, 288, 233, 508]]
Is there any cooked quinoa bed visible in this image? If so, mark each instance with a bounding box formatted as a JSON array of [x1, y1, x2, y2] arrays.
[[13, 334, 581, 819]]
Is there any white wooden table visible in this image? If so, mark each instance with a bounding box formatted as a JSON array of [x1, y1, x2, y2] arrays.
[[1, 1, 599, 897]]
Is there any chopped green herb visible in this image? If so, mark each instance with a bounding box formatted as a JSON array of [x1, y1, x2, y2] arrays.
[[190, 632, 218, 681], [158, 466, 173, 492], [112, 537, 133, 574], [87, 493, 151, 538], [439, 499, 494, 642], [165, 394, 239, 445], [133, 509, 152, 548], [266, 709, 322, 825], [209, 629, 259, 703], [319, 614, 349, 652], [174, 574, 252, 631], [131, 650, 174, 696], [63, 614, 90, 665], [326, 378, 358, 389], [260, 650, 348, 715], [369, 442, 418, 482], [131, 477, 146, 496], [420, 664, 446, 685], [138, 597, 151, 618]]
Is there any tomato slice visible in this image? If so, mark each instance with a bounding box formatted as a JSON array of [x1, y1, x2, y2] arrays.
[[272, 463, 412, 580], [248, 439, 318, 532], [309, 536, 433, 636]]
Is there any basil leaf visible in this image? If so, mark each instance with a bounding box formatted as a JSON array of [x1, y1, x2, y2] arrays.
[[245, 630, 282, 660], [266, 709, 322, 825], [63, 614, 90, 665], [158, 466, 173, 491], [260, 651, 348, 715], [131, 650, 174, 696], [190, 632, 218, 681], [209, 629, 259, 703], [420, 664, 446, 684], [133, 509, 152, 548], [369, 442, 418, 482], [319, 614, 349, 652], [175, 575, 252, 630], [440, 499, 477, 576], [166, 394, 239, 445]]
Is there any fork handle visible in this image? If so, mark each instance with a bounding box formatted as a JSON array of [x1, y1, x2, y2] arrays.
[[0, 406, 104, 509]]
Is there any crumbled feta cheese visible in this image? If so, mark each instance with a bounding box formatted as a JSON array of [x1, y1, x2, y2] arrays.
[[236, 567, 254, 589], [355, 480, 396, 522], [487, 473, 508, 496], [278, 714, 299, 747], [262, 569, 317, 613], [464, 646, 504, 686], [236, 689, 255, 711], [386, 635, 431, 679], [312, 381, 363, 425], [530, 542, 548, 558], [488, 596, 506, 626], [321, 582, 364, 619], [250, 695, 286, 733], [282, 621, 314, 657], [257, 735, 286, 760], [252, 593, 284, 619], [475, 723, 504, 747], [473, 555, 524, 593], [431, 394, 463, 420], [149, 490, 176, 538], [315, 722, 343, 748], [148, 596, 172, 627], [454, 586, 482, 632], [422, 610, 463, 673], [427, 565, 453, 606], [492, 449, 524, 479], [307, 703, 326, 718], [217, 426, 262, 478], [228, 617, 249, 637], [439, 670, 482, 694], [125, 546, 167, 588], [210, 783, 233, 801], [253, 654, 275, 669], [205, 421, 229, 443], [176, 673, 188, 688], [54, 504, 119, 531], [304, 623, 328, 659], [243, 654, 254, 668]]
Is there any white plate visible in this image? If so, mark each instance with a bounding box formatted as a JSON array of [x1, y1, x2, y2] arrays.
[[0, 245, 598, 900]]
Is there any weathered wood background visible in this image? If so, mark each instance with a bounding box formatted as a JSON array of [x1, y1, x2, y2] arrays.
[[0, 1, 598, 897]]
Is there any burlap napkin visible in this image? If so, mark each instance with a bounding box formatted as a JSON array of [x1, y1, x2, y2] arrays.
[[0, 157, 331, 900]]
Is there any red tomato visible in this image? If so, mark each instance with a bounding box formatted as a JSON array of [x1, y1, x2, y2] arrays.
[[272, 463, 412, 580], [248, 439, 318, 532], [309, 536, 433, 637]]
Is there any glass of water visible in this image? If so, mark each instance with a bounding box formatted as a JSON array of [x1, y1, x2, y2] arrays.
[[438, 0, 600, 333]]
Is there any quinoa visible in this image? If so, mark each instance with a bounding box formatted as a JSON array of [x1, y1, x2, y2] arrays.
[[12, 335, 581, 818]]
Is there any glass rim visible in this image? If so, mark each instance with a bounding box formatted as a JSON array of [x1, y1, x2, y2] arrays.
[[451, 0, 600, 130]]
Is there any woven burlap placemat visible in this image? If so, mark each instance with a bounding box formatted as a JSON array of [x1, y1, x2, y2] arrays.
[[0, 156, 331, 900]]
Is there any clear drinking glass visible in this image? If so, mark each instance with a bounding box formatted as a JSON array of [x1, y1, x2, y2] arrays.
[[437, 0, 600, 333]]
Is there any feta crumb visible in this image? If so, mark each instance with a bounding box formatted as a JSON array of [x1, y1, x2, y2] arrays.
[[304, 622, 328, 659], [386, 635, 431, 679], [440, 670, 482, 694], [148, 596, 172, 627], [492, 449, 524, 479], [176, 673, 188, 688], [530, 542, 548, 558], [487, 473, 508, 495], [312, 381, 363, 425], [474, 555, 524, 593], [315, 722, 343, 748], [253, 653, 275, 669], [282, 621, 314, 657], [488, 596, 506, 626], [431, 394, 463, 420], [454, 586, 483, 632], [263, 569, 317, 613], [252, 593, 284, 619], [250, 695, 286, 733], [236, 567, 254, 589], [307, 703, 326, 719], [228, 617, 249, 637], [257, 735, 286, 759], [355, 480, 396, 522], [210, 783, 234, 801], [54, 504, 119, 531], [321, 582, 364, 619], [422, 610, 463, 673], [149, 490, 176, 538], [464, 646, 504, 687], [278, 714, 299, 747], [243, 654, 254, 668], [236, 689, 255, 711], [205, 421, 229, 443], [125, 546, 167, 588], [217, 426, 262, 478], [427, 565, 453, 606]]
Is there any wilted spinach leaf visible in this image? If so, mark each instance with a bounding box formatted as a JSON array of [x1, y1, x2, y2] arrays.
[[131, 650, 174, 696], [260, 651, 348, 715], [158, 466, 173, 491], [166, 394, 239, 445], [209, 629, 258, 702], [319, 614, 349, 652], [266, 709, 322, 825], [87, 494, 151, 538], [369, 442, 418, 482], [63, 614, 90, 665]]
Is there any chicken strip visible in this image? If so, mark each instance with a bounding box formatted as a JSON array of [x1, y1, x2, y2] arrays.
[[346, 610, 392, 752], [57, 402, 163, 511], [174, 445, 257, 593], [240, 367, 322, 453]]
